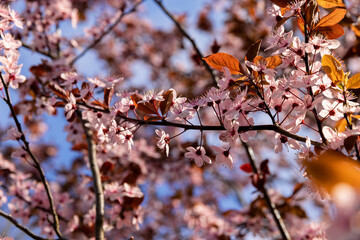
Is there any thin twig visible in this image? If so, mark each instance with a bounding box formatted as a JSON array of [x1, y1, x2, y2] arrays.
[[153, 0, 218, 85], [0, 210, 53, 240], [21, 42, 57, 59], [0, 74, 65, 240], [69, 0, 145, 65], [77, 111, 105, 240], [242, 141, 292, 240]]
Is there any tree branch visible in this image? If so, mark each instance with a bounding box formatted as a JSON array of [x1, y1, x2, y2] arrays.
[[77, 111, 105, 240], [0, 210, 53, 240], [21, 42, 57, 59], [153, 0, 218, 85], [0, 74, 65, 240], [302, 12, 327, 145], [242, 141, 292, 240], [69, 0, 145, 65], [77, 102, 323, 147]]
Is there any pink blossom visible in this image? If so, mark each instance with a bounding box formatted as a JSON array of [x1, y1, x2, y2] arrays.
[[323, 126, 347, 149], [184, 146, 212, 167], [212, 146, 234, 168], [155, 129, 170, 156], [121, 183, 144, 199], [274, 133, 301, 153], [4, 127, 22, 141], [64, 93, 77, 120]]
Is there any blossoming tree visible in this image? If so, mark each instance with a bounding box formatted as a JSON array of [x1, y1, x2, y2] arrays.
[[1, 0, 360, 239]]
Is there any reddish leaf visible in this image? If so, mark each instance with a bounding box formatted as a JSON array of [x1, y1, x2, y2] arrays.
[[211, 39, 221, 53], [260, 159, 270, 175], [240, 163, 253, 173], [100, 161, 115, 175]]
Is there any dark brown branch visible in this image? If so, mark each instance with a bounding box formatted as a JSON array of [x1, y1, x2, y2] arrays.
[[153, 0, 218, 85], [77, 102, 323, 147], [70, 0, 145, 65], [242, 141, 292, 240], [21, 42, 57, 59], [0, 75, 65, 240], [78, 111, 105, 240], [0, 210, 53, 240]]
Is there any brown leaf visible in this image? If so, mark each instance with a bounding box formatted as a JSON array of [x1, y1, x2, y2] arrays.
[[48, 83, 68, 99], [245, 39, 262, 62], [160, 89, 174, 115], [103, 88, 114, 109], [266, 55, 282, 69], [305, 0, 319, 30], [316, 0, 345, 9], [315, 8, 347, 28], [270, 0, 291, 8], [344, 135, 358, 154], [203, 52, 242, 74], [211, 39, 221, 53], [315, 24, 345, 39]]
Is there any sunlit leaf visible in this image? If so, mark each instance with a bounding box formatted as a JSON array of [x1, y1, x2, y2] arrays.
[[315, 24, 345, 39], [321, 54, 344, 85], [203, 52, 242, 74], [304, 150, 360, 193], [297, 17, 305, 35], [266, 55, 282, 69], [351, 24, 360, 37], [316, 0, 346, 8], [346, 73, 360, 89], [315, 8, 347, 28], [335, 118, 347, 132]]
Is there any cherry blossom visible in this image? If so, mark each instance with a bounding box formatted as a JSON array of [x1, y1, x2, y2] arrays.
[[184, 146, 212, 167]]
